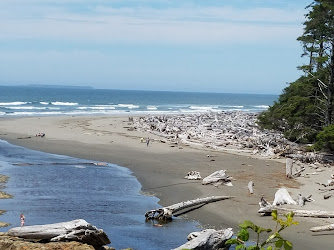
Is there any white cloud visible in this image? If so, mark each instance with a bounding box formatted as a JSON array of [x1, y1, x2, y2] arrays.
[[0, 4, 304, 45]]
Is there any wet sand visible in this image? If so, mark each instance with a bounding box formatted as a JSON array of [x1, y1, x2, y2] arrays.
[[0, 115, 333, 249]]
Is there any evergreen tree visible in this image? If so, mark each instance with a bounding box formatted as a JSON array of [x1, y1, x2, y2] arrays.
[[258, 0, 334, 146]]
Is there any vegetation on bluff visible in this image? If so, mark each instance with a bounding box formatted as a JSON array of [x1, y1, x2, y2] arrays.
[[258, 0, 334, 150]]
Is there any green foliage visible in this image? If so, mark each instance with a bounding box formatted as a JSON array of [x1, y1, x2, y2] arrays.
[[314, 125, 334, 151], [258, 0, 334, 147], [257, 76, 320, 143], [226, 210, 298, 250]]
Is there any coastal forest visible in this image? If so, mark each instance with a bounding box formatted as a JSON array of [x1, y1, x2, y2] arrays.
[[258, 0, 334, 151]]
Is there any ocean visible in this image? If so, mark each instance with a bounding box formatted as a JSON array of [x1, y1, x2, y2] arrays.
[[0, 86, 277, 117]]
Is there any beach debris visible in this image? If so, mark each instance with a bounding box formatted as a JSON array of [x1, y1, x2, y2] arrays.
[[258, 207, 334, 218], [202, 170, 233, 186], [317, 179, 334, 187], [296, 194, 314, 207], [133, 112, 333, 164], [286, 158, 306, 178], [172, 228, 233, 250], [259, 196, 271, 208], [247, 181, 254, 194], [145, 196, 234, 220], [184, 171, 202, 180], [324, 193, 334, 199], [272, 188, 297, 206], [310, 223, 334, 232], [8, 219, 110, 247]]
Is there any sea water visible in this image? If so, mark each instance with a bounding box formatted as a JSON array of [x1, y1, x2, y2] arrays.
[[0, 140, 199, 250], [0, 86, 277, 117]]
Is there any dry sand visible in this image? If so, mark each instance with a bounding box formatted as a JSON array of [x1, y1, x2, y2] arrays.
[[0, 115, 333, 249]]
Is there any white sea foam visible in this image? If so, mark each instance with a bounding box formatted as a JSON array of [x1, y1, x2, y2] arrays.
[[5, 106, 56, 110], [77, 106, 116, 110], [51, 102, 78, 106], [147, 106, 157, 110], [189, 106, 219, 111], [116, 104, 140, 109], [254, 105, 269, 109], [40, 102, 50, 105], [0, 102, 27, 106], [221, 105, 244, 108]]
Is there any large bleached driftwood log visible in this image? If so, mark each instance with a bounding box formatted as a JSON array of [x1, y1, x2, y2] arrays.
[[173, 228, 233, 250], [272, 188, 297, 206], [202, 170, 233, 186], [310, 223, 334, 232], [8, 219, 110, 247], [145, 196, 234, 220], [258, 207, 334, 218]]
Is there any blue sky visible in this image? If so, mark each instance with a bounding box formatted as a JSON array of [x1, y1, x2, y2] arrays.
[[0, 0, 311, 94]]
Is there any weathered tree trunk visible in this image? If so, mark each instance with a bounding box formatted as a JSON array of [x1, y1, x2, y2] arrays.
[[286, 158, 293, 178], [173, 228, 233, 250], [310, 223, 334, 232], [326, 41, 334, 126], [8, 219, 110, 247], [145, 196, 234, 220], [258, 207, 334, 218]]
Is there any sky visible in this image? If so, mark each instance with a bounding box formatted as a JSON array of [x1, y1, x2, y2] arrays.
[[0, 0, 312, 94]]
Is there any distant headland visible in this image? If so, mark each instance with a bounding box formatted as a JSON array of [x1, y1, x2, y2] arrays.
[[14, 84, 94, 89]]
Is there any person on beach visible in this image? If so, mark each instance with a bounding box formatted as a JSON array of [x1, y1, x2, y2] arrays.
[[20, 214, 25, 226], [146, 137, 150, 147]]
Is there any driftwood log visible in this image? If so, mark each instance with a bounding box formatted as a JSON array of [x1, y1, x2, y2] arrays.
[[173, 228, 233, 250], [297, 194, 314, 206], [8, 219, 110, 247], [202, 170, 233, 186], [185, 171, 202, 180], [272, 188, 297, 206], [258, 207, 334, 218], [286, 158, 293, 178], [310, 223, 334, 232], [248, 181, 254, 194], [145, 196, 234, 220]]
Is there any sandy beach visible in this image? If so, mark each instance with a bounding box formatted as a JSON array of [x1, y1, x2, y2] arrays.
[[0, 115, 333, 249]]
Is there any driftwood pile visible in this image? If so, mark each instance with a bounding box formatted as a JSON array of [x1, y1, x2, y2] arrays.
[[134, 112, 290, 157], [133, 112, 331, 163]]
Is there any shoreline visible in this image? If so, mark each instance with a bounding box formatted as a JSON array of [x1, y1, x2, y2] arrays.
[[0, 115, 333, 249]]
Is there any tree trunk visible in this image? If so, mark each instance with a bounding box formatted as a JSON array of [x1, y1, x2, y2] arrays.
[[286, 158, 293, 178], [326, 41, 334, 126], [145, 196, 234, 220], [258, 207, 334, 218], [173, 228, 233, 250], [8, 219, 110, 247], [310, 223, 334, 232]]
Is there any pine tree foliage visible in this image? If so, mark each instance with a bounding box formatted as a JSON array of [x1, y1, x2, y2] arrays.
[[258, 0, 334, 148]]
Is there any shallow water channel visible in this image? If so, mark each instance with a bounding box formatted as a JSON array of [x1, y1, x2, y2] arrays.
[[0, 140, 199, 250]]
